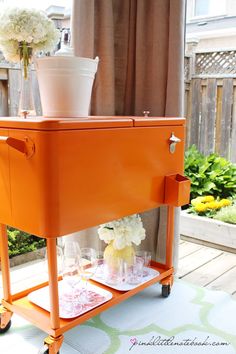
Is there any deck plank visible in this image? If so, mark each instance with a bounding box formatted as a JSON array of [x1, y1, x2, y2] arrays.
[[182, 252, 236, 286], [206, 266, 236, 294], [178, 241, 203, 259], [177, 246, 223, 278]]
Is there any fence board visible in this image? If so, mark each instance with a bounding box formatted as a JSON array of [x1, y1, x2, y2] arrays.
[[0, 80, 8, 116], [184, 82, 191, 148], [231, 87, 236, 163], [205, 79, 217, 155], [199, 83, 207, 154], [220, 79, 233, 158], [189, 78, 201, 147], [8, 68, 20, 116], [215, 84, 223, 155], [0, 68, 7, 80]]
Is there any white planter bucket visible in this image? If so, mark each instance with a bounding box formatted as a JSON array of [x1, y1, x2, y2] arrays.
[[35, 56, 99, 118]]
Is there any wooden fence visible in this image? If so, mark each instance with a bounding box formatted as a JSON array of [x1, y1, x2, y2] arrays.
[[184, 49, 236, 163], [185, 78, 236, 163]]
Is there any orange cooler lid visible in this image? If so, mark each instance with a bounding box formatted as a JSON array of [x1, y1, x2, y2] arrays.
[[132, 117, 185, 126], [0, 116, 185, 130]]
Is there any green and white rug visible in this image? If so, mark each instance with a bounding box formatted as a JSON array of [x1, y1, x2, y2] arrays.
[[1, 279, 236, 354]]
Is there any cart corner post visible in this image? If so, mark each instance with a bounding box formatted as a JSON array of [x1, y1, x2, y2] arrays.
[[0, 223, 13, 329], [46, 238, 60, 330]]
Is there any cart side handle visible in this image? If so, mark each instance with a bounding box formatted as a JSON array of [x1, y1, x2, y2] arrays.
[[0, 136, 35, 159]]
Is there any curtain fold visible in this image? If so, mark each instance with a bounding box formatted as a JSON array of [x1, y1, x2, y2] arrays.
[[71, 0, 186, 265]]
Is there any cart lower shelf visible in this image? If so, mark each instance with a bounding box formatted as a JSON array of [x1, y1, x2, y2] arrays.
[[2, 261, 173, 337]]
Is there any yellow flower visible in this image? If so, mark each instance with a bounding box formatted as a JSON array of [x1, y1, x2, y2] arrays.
[[202, 196, 214, 202], [191, 197, 204, 206], [191, 196, 215, 207], [219, 199, 232, 207], [205, 201, 221, 210], [196, 196, 206, 203], [194, 203, 207, 212]]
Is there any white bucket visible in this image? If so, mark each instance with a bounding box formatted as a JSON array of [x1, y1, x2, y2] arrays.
[[35, 56, 99, 118]]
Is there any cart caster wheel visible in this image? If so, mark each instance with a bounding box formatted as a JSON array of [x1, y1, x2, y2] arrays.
[[0, 319, 11, 334], [162, 284, 171, 298], [38, 345, 60, 354]]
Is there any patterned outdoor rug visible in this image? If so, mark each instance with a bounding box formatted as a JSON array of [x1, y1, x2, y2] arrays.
[[1, 279, 236, 354]]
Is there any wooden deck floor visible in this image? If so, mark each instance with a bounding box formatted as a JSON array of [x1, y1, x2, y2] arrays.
[[177, 238, 236, 299]]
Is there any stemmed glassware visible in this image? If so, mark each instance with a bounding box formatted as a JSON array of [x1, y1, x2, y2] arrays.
[[61, 241, 82, 316], [44, 245, 64, 280], [79, 247, 97, 303]]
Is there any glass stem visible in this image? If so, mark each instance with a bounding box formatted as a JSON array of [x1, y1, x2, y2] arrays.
[[85, 279, 88, 299]]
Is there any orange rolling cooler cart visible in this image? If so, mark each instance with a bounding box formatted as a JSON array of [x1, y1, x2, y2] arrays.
[[0, 116, 190, 353]]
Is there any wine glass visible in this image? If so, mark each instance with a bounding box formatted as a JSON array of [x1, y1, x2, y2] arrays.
[[61, 241, 82, 316], [79, 248, 97, 303], [44, 245, 63, 281]]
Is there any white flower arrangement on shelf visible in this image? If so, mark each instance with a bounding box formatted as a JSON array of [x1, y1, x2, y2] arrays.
[[0, 7, 60, 78], [98, 214, 146, 250]]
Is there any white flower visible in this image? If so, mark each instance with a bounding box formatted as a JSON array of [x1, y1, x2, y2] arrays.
[[0, 7, 60, 63], [98, 214, 146, 250]]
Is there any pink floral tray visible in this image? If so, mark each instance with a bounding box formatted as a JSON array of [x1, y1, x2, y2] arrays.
[[28, 280, 112, 319]]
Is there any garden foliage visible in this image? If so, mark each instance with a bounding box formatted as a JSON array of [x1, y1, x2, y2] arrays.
[[8, 227, 45, 258], [214, 204, 236, 224], [184, 145, 236, 200]]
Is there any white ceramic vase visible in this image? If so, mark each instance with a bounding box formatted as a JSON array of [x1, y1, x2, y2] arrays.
[[35, 56, 99, 118]]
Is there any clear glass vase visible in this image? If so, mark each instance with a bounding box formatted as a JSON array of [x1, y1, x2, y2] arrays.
[[18, 62, 36, 118], [103, 241, 135, 268]]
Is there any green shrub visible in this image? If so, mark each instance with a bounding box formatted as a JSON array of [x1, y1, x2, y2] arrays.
[[213, 204, 236, 224], [7, 227, 46, 258], [184, 145, 236, 201]]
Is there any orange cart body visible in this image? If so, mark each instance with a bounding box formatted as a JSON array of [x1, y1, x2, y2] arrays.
[[0, 116, 190, 354], [0, 116, 188, 237]]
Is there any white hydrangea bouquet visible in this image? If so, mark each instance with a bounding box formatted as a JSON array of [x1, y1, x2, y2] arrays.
[[98, 214, 146, 250], [98, 214, 146, 266], [0, 7, 60, 78]]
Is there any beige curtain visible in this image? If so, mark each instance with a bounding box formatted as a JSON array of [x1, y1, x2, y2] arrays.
[[69, 0, 186, 266]]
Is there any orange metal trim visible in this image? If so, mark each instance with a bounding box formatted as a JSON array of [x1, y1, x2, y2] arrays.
[[0, 224, 12, 303]]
